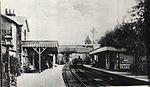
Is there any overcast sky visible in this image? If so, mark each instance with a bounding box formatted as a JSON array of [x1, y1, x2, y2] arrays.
[[1, 0, 136, 45]]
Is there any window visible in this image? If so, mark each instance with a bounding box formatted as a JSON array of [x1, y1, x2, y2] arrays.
[[7, 26, 12, 36], [24, 30, 26, 40]]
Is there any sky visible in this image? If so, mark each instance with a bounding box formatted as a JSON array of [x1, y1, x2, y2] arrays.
[[1, 0, 136, 45]]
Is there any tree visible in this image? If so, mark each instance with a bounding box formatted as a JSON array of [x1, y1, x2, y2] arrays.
[[144, 0, 150, 79], [97, 0, 149, 74], [85, 36, 92, 44]]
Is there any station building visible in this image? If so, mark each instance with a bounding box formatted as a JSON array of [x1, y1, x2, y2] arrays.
[[1, 9, 29, 86], [90, 46, 133, 70], [1, 9, 29, 61]]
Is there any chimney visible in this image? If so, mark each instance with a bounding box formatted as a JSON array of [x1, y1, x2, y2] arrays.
[[9, 9, 11, 14], [5, 8, 16, 16], [5, 8, 8, 15], [13, 9, 15, 14]]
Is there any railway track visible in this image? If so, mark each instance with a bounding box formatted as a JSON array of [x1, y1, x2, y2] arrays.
[[73, 67, 110, 87], [62, 65, 87, 87], [71, 69, 103, 87], [63, 65, 111, 87], [74, 67, 116, 86], [63, 64, 149, 87], [78, 66, 150, 86]]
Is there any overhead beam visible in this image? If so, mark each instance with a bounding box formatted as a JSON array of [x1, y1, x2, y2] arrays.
[[32, 47, 39, 54], [41, 47, 47, 54], [32, 47, 47, 54]]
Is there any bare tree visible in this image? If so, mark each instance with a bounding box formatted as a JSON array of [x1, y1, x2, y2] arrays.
[[90, 27, 97, 44]]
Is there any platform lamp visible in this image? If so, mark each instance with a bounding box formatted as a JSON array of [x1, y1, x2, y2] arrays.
[[3, 35, 13, 87]]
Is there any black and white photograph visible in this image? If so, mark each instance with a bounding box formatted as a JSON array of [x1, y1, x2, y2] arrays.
[[0, 0, 150, 87]]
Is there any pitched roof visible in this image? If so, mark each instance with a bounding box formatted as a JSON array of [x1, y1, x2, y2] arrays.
[[7, 16, 26, 25], [75, 47, 93, 53], [22, 40, 59, 48], [3, 15, 30, 32], [59, 45, 93, 53], [59, 44, 93, 48], [1, 14, 18, 25], [60, 45, 85, 48]]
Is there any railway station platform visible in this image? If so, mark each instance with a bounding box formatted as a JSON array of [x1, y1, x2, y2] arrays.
[[84, 65, 149, 82], [17, 65, 65, 87]]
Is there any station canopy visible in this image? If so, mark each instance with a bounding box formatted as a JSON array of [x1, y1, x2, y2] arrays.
[[22, 40, 58, 47], [22, 40, 59, 54], [90, 46, 127, 55]]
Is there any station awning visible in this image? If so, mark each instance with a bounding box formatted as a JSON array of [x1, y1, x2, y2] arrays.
[[22, 40, 59, 73], [22, 40, 59, 48], [90, 47, 126, 55]]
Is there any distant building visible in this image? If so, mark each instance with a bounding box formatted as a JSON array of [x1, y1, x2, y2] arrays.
[[59, 45, 93, 64]]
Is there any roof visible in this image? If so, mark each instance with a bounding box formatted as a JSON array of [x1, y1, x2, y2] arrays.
[[6, 16, 27, 25], [3, 15, 30, 32], [22, 40, 59, 48], [75, 47, 93, 53], [1, 14, 18, 25], [59, 45, 93, 53], [60, 44, 93, 48], [60, 45, 86, 48], [90, 46, 127, 55]]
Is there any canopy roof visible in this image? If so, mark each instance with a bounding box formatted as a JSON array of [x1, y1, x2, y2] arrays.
[[90, 46, 126, 55], [22, 40, 59, 48]]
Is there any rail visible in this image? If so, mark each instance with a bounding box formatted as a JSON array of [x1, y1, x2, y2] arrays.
[[62, 65, 87, 87], [70, 68, 87, 87]]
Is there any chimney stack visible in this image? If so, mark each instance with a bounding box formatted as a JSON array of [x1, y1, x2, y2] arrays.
[[9, 9, 11, 14], [5, 8, 8, 15], [13, 9, 15, 14], [5, 8, 16, 16]]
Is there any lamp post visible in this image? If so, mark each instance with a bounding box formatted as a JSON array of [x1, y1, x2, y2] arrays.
[[3, 35, 13, 87], [0, 50, 3, 87]]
